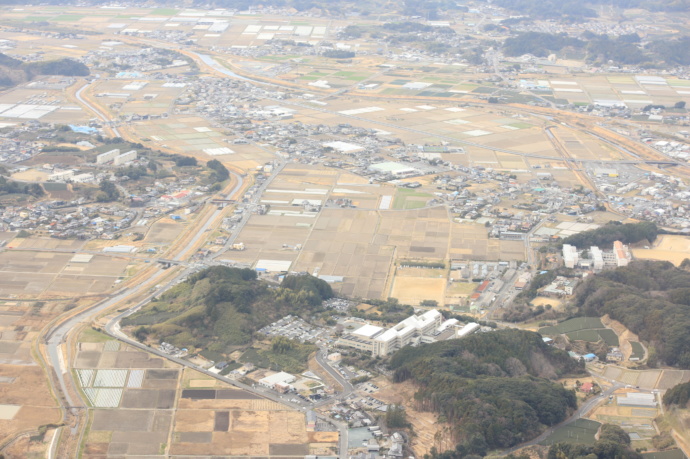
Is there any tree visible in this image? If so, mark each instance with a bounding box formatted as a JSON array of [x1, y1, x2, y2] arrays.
[[96, 180, 120, 202], [207, 159, 230, 183], [675, 101, 686, 109], [385, 404, 409, 428], [175, 156, 197, 167]]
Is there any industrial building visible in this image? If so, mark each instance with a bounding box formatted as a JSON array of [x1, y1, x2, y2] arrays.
[[337, 310, 480, 356], [258, 371, 296, 392]]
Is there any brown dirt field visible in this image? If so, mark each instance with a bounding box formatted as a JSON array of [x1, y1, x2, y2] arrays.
[[84, 442, 109, 455], [176, 398, 256, 410], [268, 411, 308, 443], [373, 377, 451, 457], [174, 409, 215, 432], [0, 365, 60, 438], [632, 235, 690, 266], [233, 410, 270, 432], [601, 315, 639, 361], [390, 277, 446, 306], [309, 431, 339, 442]]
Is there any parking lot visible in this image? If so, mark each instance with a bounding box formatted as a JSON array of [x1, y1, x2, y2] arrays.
[[258, 315, 327, 343]]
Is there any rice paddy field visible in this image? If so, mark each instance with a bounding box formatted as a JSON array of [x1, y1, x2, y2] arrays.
[[74, 329, 335, 458]]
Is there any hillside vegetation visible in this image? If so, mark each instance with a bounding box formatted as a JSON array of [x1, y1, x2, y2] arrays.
[[0, 53, 89, 87], [122, 266, 333, 355], [390, 329, 583, 457], [562, 221, 658, 249], [575, 260, 690, 368], [663, 381, 690, 408]]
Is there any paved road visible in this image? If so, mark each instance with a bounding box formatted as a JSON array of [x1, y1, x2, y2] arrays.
[[313, 347, 355, 454], [75, 82, 121, 138]]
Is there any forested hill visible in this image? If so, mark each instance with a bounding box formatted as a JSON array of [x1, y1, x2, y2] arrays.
[[575, 260, 690, 368], [389, 329, 583, 456], [121, 266, 333, 353], [0, 53, 89, 88]]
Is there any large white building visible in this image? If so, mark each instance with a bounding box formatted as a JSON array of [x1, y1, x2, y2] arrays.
[[563, 244, 579, 269], [337, 310, 479, 357], [590, 246, 604, 271], [113, 149, 137, 166], [96, 148, 120, 164]]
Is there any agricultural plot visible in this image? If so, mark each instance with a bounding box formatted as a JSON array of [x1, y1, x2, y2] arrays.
[[540, 318, 619, 345], [630, 342, 645, 360], [0, 245, 130, 297], [0, 301, 62, 442], [75, 329, 331, 457], [601, 366, 690, 390], [540, 317, 605, 334], [541, 418, 601, 446]]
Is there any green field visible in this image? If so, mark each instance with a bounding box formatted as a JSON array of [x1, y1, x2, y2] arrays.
[[542, 317, 619, 345], [539, 317, 605, 335], [541, 419, 601, 446], [631, 341, 645, 360], [52, 14, 84, 21], [392, 188, 433, 210], [506, 122, 533, 129]]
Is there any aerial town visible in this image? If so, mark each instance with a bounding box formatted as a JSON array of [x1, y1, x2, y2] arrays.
[[0, 1, 689, 459]]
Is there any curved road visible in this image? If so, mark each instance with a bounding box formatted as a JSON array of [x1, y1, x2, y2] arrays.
[[75, 82, 121, 138]]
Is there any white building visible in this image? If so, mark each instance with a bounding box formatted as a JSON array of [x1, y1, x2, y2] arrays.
[[613, 240, 631, 267], [563, 244, 579, 269], [113, 150, 137, 166], [49, 169, 74, 182], [456, 322, 480, 338], [96, 148, 120, 164], [372, 310, 442, 356], [71, 173, 95, 183], [590, 246, 604, 271], [258, 371, 296, 391]]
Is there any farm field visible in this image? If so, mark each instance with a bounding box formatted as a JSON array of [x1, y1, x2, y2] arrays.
[[0, 299, 76, 450], [74, 329, 335, 458], [540, 317, 619, 346], [0, 237, 132, 298], [600, 366, 690, 390], [541, 418, 601, 446]]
